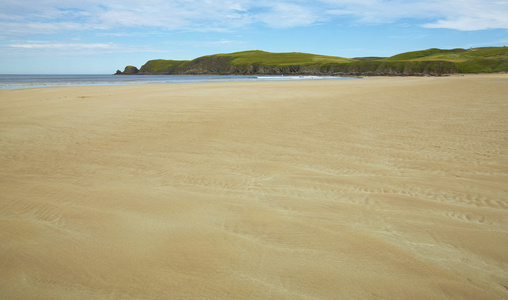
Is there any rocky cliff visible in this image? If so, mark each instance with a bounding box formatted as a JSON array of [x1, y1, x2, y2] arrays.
[[116, 48, 508, 76], [118, 59, 458, 76]]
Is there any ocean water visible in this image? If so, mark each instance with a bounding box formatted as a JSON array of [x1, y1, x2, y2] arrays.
[[0, 74, 356, 89]]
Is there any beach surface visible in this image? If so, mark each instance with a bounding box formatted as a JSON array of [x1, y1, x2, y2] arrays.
[[1, 75, 507, 299]]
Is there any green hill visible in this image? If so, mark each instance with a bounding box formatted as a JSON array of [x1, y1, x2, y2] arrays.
[[117, 47, 508, 76], [383, 48, 468, 61], [382, 47, 508, 73], [211, 50, 352, 66], [133, 50, 353, 75]]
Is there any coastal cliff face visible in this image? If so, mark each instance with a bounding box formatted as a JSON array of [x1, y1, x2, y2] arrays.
[[321, 61, 459, 76], [121, 60, 458, 76], [116, 47, 508, 76]]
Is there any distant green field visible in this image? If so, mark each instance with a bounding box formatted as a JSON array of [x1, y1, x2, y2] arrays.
[[382, 47, 508, 73], [208, 50, 352, 66], [383, 48, 467, 61]]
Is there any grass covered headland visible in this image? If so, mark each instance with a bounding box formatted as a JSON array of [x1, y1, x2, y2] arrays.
[[116, 47, 508, 76]]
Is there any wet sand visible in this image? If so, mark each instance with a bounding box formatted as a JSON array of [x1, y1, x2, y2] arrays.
[[1, 75, 507, 299]]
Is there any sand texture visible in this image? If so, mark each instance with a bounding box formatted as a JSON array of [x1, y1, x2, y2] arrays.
[[1, 75, 507, 299]]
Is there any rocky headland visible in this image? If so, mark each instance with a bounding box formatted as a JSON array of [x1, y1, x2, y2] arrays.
[[116, 47, 508, 76]]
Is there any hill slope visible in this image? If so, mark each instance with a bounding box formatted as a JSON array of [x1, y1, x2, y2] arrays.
[[117, 47, 508, 76]]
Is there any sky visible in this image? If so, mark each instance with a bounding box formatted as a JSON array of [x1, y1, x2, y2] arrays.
[[1, 0, 507, 74]]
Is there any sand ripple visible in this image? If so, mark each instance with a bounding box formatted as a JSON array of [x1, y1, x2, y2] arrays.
[[1, 76, 507, 299]]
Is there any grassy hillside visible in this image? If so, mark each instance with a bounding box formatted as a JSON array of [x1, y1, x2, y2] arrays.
[[209, 50, 352, 66], [382, 47, 508, 73], [383, 48, 468, 61], [119, 47, 508, 75], [138, 59, 188, 74], [132, 50, 353, 75], [385, 47, 508, 61]]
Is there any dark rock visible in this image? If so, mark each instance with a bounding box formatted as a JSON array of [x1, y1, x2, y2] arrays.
[[121, 65, 139, 75]]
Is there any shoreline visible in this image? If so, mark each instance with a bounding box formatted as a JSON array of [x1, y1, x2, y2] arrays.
[[1, 75, 507, 298], [0, 74, 359, 90], [1, 73, 507, 91]]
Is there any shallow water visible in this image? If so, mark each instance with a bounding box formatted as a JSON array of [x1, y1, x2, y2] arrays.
[[0, 74, 355, 89]]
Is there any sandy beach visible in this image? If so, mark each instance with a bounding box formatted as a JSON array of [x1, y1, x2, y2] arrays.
[[1, 75, 507, 299]]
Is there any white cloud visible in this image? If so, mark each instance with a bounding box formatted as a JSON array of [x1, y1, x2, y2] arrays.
[[9, 43, 117, 49], [253, 2, 321, 28], [321, 0, 508, 30], [0, 0, 507, 37], [1, 41, 169, 58], [423, 17, 508, 31], [421, 1, 508, 30]]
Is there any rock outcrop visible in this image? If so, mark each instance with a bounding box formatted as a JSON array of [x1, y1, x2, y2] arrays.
[[117, 65, 139, 75]]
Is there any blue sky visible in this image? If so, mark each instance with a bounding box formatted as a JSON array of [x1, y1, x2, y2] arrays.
[[1, 0, 507, 74]]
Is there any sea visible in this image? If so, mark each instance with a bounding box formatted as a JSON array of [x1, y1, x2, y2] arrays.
[[0, 74, 356, 90]]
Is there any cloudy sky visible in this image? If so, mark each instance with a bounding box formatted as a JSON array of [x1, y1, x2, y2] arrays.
[[1, 0, 507, 74]]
